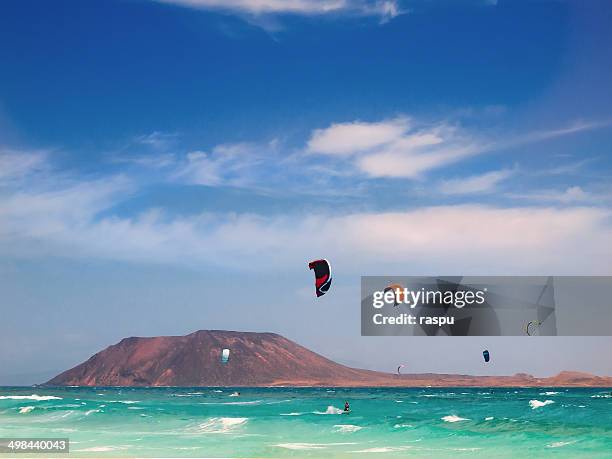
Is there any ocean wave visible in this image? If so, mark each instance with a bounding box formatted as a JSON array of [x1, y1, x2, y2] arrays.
[[0, 394, 62, 401], [529, 399, 555, 409], [275, 443, 326, 450], [74, 446, 127, 452], [106, 400, 140, 404], [280, 412, 305, 416], [276, 442, 355, 450], [197, 417, 248, 434], [540, 391, 560, 396], [84, 409, 100, 416], [485, 416, 494, 421], [333, 424, 362, 433], [547, 440, 577, 448], [441, 415, 469, 422], [353, 446, 412, 453], [200, 400, 263, 406], [591, 394, 611, 398], [172, 392, 207, 397], [393, 424, 413, 429], [19, 406, 35, 414], [314, 406, 343, 415]]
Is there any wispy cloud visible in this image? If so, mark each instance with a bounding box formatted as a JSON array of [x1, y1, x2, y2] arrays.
[[305, 116, 612, 180], [171, 141, 272, 187], [156, 0, 401, 20], [307, 117, 411, 155], [133, 131, 179, 150], [439, 168, 515, 195], [0, 149, 49, 184], [509, 186, 594, 204], [1, 183, 610, 274], [307, 116, 482, 178], [1, 137, 612, 274]]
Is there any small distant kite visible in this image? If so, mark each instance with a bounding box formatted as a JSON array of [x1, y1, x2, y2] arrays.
[[384, 283, 405, 307], [221, 348, 230, 364], [397, 364, 405, 375], [524, 320, 542, 336], [308, 259, 332, 297], [482, 349, 490, 363]]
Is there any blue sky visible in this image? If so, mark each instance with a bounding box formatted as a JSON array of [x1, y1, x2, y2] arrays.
[[1, 0, 612, 384]]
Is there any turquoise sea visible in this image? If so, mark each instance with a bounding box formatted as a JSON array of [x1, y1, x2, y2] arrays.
[[0, 386, 611, 458]]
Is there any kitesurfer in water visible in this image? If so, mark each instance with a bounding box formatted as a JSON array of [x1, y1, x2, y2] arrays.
[[344, 401, 350, 412]]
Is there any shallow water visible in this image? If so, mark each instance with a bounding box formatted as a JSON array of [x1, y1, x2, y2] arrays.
[[1, 386, 611, 457]]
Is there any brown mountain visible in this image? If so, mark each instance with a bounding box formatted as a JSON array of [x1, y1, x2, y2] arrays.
[[46, 330, 612, 387]]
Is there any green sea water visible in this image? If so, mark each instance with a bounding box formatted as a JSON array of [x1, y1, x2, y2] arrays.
[[0, 386, 611, 458]]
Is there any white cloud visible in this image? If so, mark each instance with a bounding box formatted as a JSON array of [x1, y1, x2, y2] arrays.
[[305, 116, 612, 180], [307, 117, 410, 155], [1, 172, 611, 274], [0, 176, 132, 245], [0, 150, 48, 183], [134, 131, 178, 150], [439, 168, 514, 195], [156, 0, 401, 20], [510, 186, 593, 204], [171, 142, 268, 187], [518, 119, 612, 144], [308, 117, 481, 178]]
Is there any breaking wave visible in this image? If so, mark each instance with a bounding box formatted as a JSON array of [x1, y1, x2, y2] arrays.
[[314, 406, 343, 415], [0, 395, 62, 401], [196, 417, 248, 434], [441, 415, 469, 422], [333, 424, 362, 433], [529, 400, 555, 409]]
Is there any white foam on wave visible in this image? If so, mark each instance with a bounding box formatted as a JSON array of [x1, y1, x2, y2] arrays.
[[200, 400, 263, 406], [107, 400, 139, 404], [19, 406, 35, 414], [276, 442, 355, 450], [197, 417, 248, 434], [314, 405, 343, 415], [441, 415, 469, 422], [547, 440, 576, 448], [75, 446, 126, 452], [591, 394, 611, 398], [127, 406, 144, 410], [84, 409, 100, 416], [529, 399, 555, 409], [275, 443, 325, 450], [540, 391, 560, 396], [280, 412, 304, 416], [0, 395, 62, 401], [353, 446, 413, 453], [393, 423, 413, 429], [333, 424, 362, 433], [485, 416, 494, 421]]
